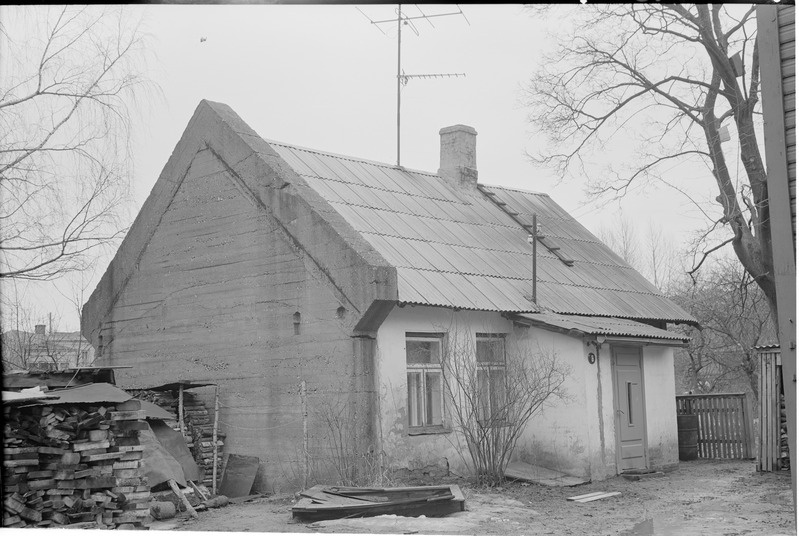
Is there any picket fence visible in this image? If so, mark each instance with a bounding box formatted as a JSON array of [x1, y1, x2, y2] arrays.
[[675, 393, 754, 459]]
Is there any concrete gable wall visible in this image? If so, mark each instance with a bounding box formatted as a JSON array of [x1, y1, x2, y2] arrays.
[[82, 100, 397, 348], [94, 146, 375, 492]]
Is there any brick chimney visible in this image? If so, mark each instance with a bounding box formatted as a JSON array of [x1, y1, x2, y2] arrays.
[[438, 125, 478, 188], [35, 324, 46, 335]]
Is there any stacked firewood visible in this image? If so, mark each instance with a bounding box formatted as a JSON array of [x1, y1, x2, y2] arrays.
[[779, 394, 790, 470], [2, 399, 150, 529], [181, 393, 224, 489], [131, 389, 224, 490]]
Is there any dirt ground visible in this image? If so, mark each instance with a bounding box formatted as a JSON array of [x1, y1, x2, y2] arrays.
[[165, 459, 795, 535]]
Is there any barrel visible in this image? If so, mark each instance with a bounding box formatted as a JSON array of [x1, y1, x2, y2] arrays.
[[677, 414, 699, 461]]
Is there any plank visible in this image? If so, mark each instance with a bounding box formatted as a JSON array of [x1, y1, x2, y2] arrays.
[[167, 479, 197, 519], [566, 491, 605, 501], [73, 440, 110, 452], [108, 410, 146, 421], [568, 491, 621, 503]]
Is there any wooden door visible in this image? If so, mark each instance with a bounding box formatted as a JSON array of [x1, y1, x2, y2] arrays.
[[612, 346, 647, 471]]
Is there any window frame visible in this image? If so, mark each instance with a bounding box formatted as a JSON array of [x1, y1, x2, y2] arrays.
[[475, 333, 508, 425], [405, 332, 449, 435]]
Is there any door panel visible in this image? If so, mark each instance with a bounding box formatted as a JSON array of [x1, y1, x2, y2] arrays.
[[613, 346, 647, 471]]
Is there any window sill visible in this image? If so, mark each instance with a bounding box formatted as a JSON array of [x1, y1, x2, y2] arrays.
[[407, 425, 452, 436]]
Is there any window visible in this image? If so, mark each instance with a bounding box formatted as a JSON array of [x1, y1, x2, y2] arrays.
[[476, 334, 507, 423], [406, 333, 444, 429]]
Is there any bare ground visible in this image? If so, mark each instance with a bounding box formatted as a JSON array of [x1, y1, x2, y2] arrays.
[[165, 459, 795, 535]]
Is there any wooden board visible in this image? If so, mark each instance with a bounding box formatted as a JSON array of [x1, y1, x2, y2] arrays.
[[218, 454, 260, 498], [567, 491, 621, 503], [292, 484, 465, 521]]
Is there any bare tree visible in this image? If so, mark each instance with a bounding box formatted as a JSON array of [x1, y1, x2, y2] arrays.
[[0, 5, 151, 280], [598, 214, 679, 293], [525, 5, 776, 323], [598, 214, 641, 270], [440, 324, 570, 486], [671, 256, 774, 400]]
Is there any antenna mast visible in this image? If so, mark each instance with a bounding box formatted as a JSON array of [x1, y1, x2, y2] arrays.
[[358, 4, 469, 166]]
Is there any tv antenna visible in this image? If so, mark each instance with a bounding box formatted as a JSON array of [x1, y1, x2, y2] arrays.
[[358, 4, 469, 167]]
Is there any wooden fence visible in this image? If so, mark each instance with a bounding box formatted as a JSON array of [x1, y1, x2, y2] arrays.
[[675, 393, 754, 459], [758, 347, 785, 471]]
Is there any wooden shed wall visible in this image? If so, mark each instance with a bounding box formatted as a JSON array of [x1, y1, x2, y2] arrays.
[[779, 6, 796, 233], [95, 147, 376, 491]]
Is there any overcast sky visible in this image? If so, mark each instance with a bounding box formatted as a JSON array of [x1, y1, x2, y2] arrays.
[[9, 4, 730, 331]]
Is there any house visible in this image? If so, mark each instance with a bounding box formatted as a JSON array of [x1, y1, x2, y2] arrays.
[[81, 100, 695, 491], [2, 325, 94, 373]]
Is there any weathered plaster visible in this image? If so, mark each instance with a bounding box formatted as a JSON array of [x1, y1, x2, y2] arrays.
[[374, 305, 680, 482], [642, 345, 680, 470]]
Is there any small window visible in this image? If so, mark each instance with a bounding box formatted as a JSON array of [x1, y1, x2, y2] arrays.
[[406, 333, 444, 429], [476, 334, 507, 424]]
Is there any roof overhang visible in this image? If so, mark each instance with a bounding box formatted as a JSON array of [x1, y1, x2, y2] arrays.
[[512, 312, 690, 347]]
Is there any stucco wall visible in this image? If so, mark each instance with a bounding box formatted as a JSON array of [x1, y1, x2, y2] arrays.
[[642, 345, 679, 470], [91, 147, 374, 492], [374, 306, 510, 478], [375, 305, 616, 480], [511, 327, 617, 480], [374, 305, 679, 481]]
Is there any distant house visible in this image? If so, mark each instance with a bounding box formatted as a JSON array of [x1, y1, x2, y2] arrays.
[[2, 325, 94, 373], [82, 101, 695, 491]]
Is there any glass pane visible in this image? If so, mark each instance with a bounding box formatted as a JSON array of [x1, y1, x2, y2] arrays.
[[477, 369, 490, 421], [477, 337, 504, 363], [425, 371, 443, 425], [490, 369, 506, 417], [627, 382, 633, 425], [408, 372, 423, 427], [406, 339, 440, 364]]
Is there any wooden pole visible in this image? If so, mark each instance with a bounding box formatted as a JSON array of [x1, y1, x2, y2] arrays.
[[532, 214, 538, 303], [168, 479, 198, 518], [178, 384, 186, 438], [396, 3, 402, 166], [301, 379, 308, 489], [212, 385, 219, 495]]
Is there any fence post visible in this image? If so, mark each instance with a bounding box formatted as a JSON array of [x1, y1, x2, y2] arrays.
[[743, 392, 755, 459]]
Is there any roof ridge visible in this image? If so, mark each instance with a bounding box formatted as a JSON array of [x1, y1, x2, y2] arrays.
[[266, 139, 440, 179], [480, 183, 551, 198]]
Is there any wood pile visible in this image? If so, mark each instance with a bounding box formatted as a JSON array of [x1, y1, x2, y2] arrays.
[[2, 399, 150, 529], [131, 389, 224, 490]]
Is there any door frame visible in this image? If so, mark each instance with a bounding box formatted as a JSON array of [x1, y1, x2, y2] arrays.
[[610, 344, 649, 472]]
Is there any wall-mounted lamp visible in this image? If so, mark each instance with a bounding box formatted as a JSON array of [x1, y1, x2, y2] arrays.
[[587, 352, 596, 365]]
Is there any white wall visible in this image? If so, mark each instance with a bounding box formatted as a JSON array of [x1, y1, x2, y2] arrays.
[[642, 345, 680, 470], [374, 304, 680, 480], [511, 326, 617, 480], [374, 305, 512, 477]]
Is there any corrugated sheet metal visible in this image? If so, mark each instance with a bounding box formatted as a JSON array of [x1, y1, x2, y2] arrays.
[[268, 141, 695, 324], [515, 313, 690, 342]]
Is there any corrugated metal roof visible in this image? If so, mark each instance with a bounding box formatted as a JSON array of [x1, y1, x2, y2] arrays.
[[515, 312, 690, 342], [267, 141, 695, 324]]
